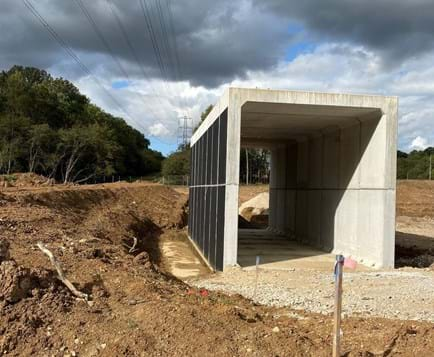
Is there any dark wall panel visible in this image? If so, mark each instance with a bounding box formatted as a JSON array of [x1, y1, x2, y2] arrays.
[[216, 185, 226, 271], [218, 110, 228, 184], [189, 109, 228, 271]]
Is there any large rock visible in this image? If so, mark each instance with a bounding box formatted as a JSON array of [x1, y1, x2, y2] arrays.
[[239, 192, 269, 227]]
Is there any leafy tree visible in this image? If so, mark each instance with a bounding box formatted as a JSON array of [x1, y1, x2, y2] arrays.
[[193, 104, 213, 132], [0, 115, 30, 174], [28, 124, 56, 173], [397, 148, 433, 179], [162, 149, 190, 177], [0, 66, 164, 181], [239, 148, 270, 184]]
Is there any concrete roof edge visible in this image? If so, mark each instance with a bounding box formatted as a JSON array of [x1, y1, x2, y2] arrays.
[[228, 86, 399, 100]]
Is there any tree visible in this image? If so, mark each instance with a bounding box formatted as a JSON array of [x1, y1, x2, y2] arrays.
[[57, 125, 118, 183], [239, 148, 270, 184], [0, 115, 30, 174], [28, 124, 56, 173], [193, 105, 213, 132], [0, 65, 164, 180], [397, 148, 434, 179], [161, 149, 190, 177]]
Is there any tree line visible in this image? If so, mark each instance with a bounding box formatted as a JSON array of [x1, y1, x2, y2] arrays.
[[0, 66, 163, 183], [164, 102, 433, 183], [397, 148, 433, 180]]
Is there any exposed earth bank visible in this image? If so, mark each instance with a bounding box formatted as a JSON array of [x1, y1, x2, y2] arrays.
[[0, 181, 433, 356]]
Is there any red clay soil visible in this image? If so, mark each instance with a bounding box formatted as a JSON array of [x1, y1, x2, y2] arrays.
[[1, 182, 433, 356]]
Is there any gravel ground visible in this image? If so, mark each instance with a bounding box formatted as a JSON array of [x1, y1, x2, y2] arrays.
[[188, 266, 434, 322]]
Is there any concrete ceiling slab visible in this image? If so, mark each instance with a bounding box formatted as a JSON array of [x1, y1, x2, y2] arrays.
[[241, 101, 381, 140]]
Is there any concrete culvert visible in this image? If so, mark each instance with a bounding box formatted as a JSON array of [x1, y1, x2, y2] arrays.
[[188, 87, 398, 271]]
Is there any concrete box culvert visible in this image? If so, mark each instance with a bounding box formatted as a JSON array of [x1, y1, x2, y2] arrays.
[[189, 87, 398, 271]]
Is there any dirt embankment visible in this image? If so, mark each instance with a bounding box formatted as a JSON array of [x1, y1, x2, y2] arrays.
[[396, 180, 434, 218], [1, 182, 434, 356], [395, 180, 434, 268]]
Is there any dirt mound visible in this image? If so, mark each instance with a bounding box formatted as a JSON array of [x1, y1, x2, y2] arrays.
[[0, 243, 74, 354], [397, 180, 434, 218], [1, 182, 433, 355], [0, 173, 53, 188]]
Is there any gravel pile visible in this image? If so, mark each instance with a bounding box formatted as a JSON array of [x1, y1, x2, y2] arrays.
[[190, 267, 434, 322]]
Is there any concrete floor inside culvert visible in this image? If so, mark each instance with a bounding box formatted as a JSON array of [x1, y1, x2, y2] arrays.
[[237, 229, 370, 271]]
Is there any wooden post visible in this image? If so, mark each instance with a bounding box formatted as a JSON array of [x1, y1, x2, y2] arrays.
[[333, 254, 344, 357]]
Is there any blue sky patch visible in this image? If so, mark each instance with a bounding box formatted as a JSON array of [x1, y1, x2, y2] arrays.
[[149, 137, 177, 156], [285, 41, 316, 61], [112, 80, 130, 89]]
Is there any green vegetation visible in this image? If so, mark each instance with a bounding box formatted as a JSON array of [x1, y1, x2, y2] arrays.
[[0, 66, 163, 182], [160, 104, 214, 178], [239, 148, 270, 184], [161, 144, 190, 177], [397, 148, 433, 179]]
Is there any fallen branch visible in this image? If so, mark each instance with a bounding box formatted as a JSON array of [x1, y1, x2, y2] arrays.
[[37, 242, 90, 304], [123, 237, 138, 253], [129, 237, 138, 253]]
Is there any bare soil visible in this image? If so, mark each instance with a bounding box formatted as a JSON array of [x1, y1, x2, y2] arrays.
[[396, 180, 434, 268], [0, 181, 433, 356]]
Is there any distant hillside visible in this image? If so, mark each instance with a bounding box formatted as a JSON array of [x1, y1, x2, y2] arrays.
[[397, 148, 433, 180], [0, 65, 163, 183]]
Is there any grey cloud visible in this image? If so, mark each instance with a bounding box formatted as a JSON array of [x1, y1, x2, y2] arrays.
[[253, 0, 434, 63], [0, 0, 291, 87]]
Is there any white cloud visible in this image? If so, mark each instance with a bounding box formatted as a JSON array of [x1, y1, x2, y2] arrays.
[[148, 123, 170, 137], [410, 136, 429, 150], [61, 42, 434, 153]]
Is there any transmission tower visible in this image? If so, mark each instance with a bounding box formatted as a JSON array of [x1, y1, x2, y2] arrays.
[[177, 116, 192, 148]]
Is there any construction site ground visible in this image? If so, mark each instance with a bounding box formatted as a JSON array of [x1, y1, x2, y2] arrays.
[[0, 175, 433, 356]]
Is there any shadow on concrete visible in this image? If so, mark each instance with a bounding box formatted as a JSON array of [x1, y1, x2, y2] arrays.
[[237, 102, 382, 268], [237, 228, 335, 269]]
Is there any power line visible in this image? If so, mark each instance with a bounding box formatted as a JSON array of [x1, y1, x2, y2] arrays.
[[104, 0, 182, 145], [155, 0, 176, 80], [139, 0, 169, 84], [149, 0, 191, 123], [138, 0, 193, 134], [165, 0, 182, 80], [73, 0, 166, 123], [73, 0, 129, 79], [23, 0, 148, 135], [104, 0, 170, 109]]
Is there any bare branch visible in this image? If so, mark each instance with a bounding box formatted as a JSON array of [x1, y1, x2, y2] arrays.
[[36, 242, 91, 304], [123, 236, 138, 253]]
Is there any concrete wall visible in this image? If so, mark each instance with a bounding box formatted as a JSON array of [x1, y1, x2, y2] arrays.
[[268, 116, 396, 267]]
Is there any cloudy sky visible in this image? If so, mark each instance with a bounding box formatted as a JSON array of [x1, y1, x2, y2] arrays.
[[1, 0, 433, 154]]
